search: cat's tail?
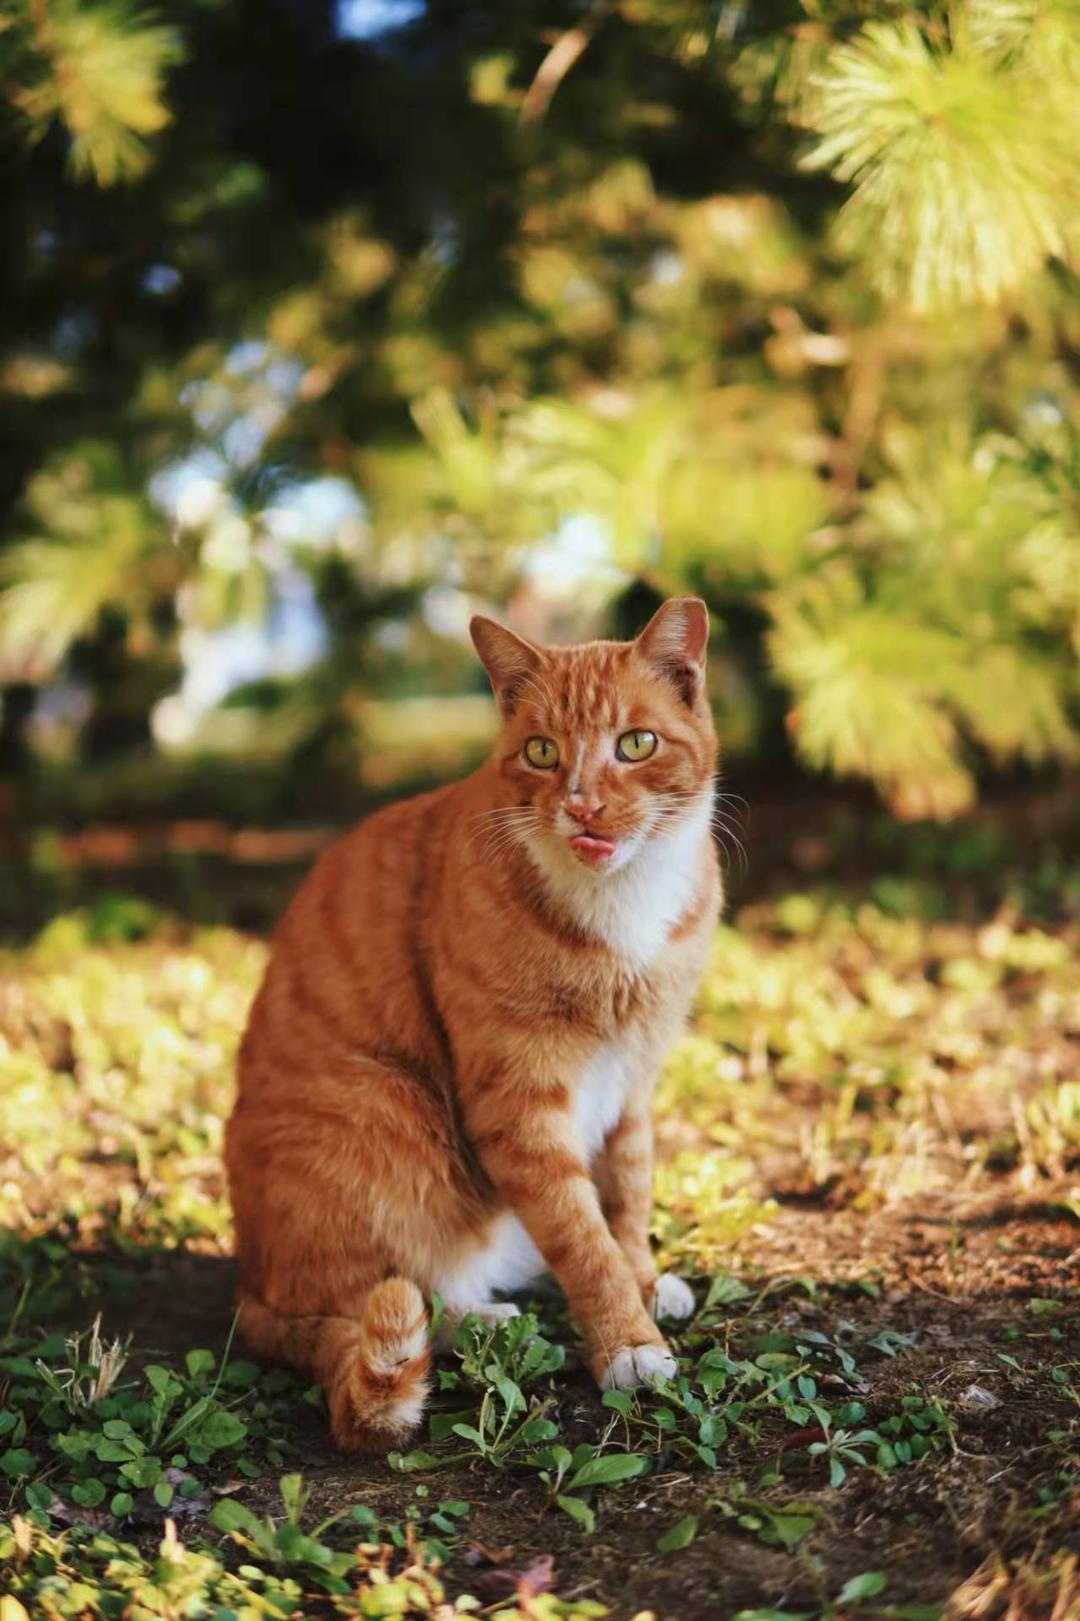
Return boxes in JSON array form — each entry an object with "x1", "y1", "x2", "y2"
[{"x1": 237, "y1": 1278, "x2": 431, "y2": 1452}]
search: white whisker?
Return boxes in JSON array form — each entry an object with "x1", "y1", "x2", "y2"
[
  {"x1": 465, "y1": 803, "x2": 544, "y2": 862},
  {"x1": 705, "y1": 774, "x2": 749, "y2": 877}
]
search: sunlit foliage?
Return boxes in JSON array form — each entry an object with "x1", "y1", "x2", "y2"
[{"x1": 1, "y1": 1, "x2": 1079, "y2": 814}]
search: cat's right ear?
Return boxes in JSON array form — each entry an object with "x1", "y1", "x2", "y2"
[{"x1": 470, "y1": 616, "x2": 542, "y2": 714}]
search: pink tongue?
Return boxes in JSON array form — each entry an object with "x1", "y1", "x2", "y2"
[{"x1": 570, "y1": 833, "x2": 616, "y2": 860}]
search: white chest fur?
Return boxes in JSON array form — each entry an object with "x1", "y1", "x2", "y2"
[
  {"x1": 525, "y1": 792, "x2": 712, "y2": 970},
  {"x1": 434, "y1": 1041, "x2": 629, "y2": 1313},
  {"x1": 574, "y1": 1041, "x2": 629, "y2": 1163}
]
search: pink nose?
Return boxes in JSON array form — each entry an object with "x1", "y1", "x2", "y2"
[{"x1": 565, "y1": 798, "x2": 605, "y2": 825}]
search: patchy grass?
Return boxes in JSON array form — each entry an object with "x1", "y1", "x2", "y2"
[{"x1": 0, "y1": 882, "x2": 1078, "y2": 1619}]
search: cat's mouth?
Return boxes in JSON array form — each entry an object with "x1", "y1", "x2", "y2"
[{"x1": 568, "y1": 832, "x2": 617, "y2": 864}]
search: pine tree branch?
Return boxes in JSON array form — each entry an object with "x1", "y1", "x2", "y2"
[{"x1": 520, "y1": 0, "x2": 618, "y2": 126}]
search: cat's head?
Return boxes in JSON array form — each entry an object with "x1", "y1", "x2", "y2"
[{"x1": 471, "y1": 598, "x2": 717, "y2": 874}]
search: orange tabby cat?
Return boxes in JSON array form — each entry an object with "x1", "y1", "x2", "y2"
[{"x1": 225, "y1": 597, "x2": 721, "y2": 1450}]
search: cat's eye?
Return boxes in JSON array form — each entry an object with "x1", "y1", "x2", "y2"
[
  {"x1": 616, "y1": 728, "x2": 658, "y2": 762},
  {"x1": 524, "y1": 736, "x2": 559, "y2": 770}
]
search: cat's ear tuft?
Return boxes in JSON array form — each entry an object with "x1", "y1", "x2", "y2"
[
  {"x1": 470, "y1": 615, "x2": 542, "y2": 713},
  {"x1": 635, "y1": 597, "x2": 709, "y2": 703}
]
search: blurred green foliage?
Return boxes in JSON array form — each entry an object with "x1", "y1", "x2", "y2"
[{"x1": 2, "y1": 0, "x2": 1080, "y2": 816}]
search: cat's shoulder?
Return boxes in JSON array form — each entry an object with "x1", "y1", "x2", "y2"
[{"x1": 277, "y1": 779, "x2": 462, "y2": 928}]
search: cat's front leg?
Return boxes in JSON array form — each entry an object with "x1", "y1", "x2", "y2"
[
  {"x1": 594, "y1": 1106, "x2": 659, "y2": 1300},
  {"x1": 594, "y1": 1107, "x2": 696, "y2": 1325},
  {"x1": 463, "y1": 1065, "x2": 675, "y2": 1390}
]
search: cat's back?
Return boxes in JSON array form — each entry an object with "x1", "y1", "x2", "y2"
[{"x1": 238, "y1": 782, "x2": 459, "y2": 1089}]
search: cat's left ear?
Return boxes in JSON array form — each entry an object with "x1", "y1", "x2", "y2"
[
  {"x1": 635, "y1": 597, "x2": 709, "y2": 702},
  {"x1": 470, "y1": 615, "x2": 543, "y2": 713}
]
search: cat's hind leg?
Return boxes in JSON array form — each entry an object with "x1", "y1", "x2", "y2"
[{"x1": 227, "y1": 1054, "x2": 467, "y2": 1450}]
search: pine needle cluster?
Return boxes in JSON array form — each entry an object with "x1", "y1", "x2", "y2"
[
  {"x1": 800, "y1": 1, "x2": 1080, "y2": 308},
  {"x1": 4, "y1": 0, "x2": 181, "y2": 183}
]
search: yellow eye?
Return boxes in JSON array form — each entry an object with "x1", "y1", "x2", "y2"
[
  {"x1": 616, "y1": 728, "x2": 658, "y2": 762},
  {"x1": 524, "y1": 736, "x2": 559, "y2": 770}
]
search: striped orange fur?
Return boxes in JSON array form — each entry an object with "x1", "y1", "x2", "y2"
[{"x1": 225, "y1": 598, "x2": 721, "y2": 1450}]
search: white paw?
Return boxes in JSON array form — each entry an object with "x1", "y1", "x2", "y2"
[
  {"x1": 446, "y1": 1300, "x2": 521, "y2": 1328},
  {"x1": 650, "y1": 1273, "x2": 695, "y2": 1322},
  {"x1": 600, "y1": 1343, "x2": 677, "y2": 1391}
]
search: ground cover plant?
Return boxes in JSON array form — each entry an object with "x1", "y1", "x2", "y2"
[{"x1": 0, "y1": 840, "x2": 1078, "y2": 1619}]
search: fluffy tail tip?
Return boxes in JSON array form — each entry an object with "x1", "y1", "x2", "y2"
[{"x1": 330, "y1": 1277, "x2": 431, "y2": 1452}]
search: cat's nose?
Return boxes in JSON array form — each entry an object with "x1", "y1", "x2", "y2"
[{"x1": 565, "y1": 797, "x2": 606, "y2": 825}]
